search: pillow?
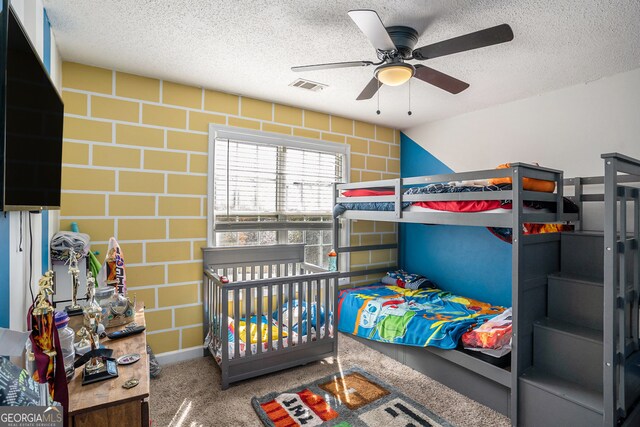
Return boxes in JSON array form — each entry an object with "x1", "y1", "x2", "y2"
[
  {"x1": 342, "y1": 188, "x2": 395, "y2": 197},
  {"x1": 382, "y1": 270, "x2": 435, "y2": 290},
  {"x1": 489, "y1": 163, "x2": 556, "y2": 193}
]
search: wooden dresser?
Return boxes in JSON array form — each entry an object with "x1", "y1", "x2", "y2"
[{"x1": 67, "y1": 304, "x2": 150, "y2": 427}]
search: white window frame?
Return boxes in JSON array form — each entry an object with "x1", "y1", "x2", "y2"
[{"x1": 207, "y1": 124, "x2": 350, "y2": 267}]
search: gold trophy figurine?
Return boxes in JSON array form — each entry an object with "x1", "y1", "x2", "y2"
[
  {"x1": 33, "y1": 271, "x2": 55, "y2": 317},
  {"x1": 65, "y1": 249, "x2": 83, "y2": 316}
]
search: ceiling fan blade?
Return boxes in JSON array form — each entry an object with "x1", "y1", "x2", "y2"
[
  {"x1": 348, "y1": 9, "x2": 397, "y2": 52},
  {"x1": 291, "y1": 60, "x2": 373, "y2": 72},
  {"x1": 356, "y1": 77, "x2": 381, "y2": 100},
  {"x1": 412, "y1": 24, "x2": 514, "y2": 60},
  {"x1": 413, "y1": 64, "x2": 469, "y2": 94}
]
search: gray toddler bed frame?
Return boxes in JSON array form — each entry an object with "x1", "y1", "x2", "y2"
[{"x1": 202, "y1": 244, "x2": 339, "y2": 389}]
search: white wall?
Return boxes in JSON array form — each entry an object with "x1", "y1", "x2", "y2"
[
  {"x1": 403, "y1": 67, "x2": 640, "y2": 179},
  {"x1": 6, "y1": 0, "x2": 62, "y2": 331}
]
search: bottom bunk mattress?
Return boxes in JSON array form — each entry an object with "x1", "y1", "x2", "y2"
[{"x1": 337, "y1": 284, "x2": 504, "y2": 349}]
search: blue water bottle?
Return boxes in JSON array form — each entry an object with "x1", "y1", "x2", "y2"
[{"x1": 328, "y1": 249, "x2": 337, "y2": 271}]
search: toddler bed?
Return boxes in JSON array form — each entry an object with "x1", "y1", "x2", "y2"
[{"x1": 202, "y1": 244, "x2": 338, "y2": 389}]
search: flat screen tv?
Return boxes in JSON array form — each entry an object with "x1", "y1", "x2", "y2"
[{"x1": 0, "y1": 3, "x2": 64, "y2": 211}]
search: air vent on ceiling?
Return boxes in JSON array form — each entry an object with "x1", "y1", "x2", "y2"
[{"x1": 289, "y1": 78, "x2": 328, "y2": 92}]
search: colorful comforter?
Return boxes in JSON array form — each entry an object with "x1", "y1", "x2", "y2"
[
  {"x1": 210, "y1": 312, "x2": 333, "y2": 363},
  {"x1": 338, "y1": 284, "x2": 505, "y2": 349}
]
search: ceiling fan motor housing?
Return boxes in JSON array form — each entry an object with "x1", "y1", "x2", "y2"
[{"x1": 384, "y1": 26, "x2": 419, "y2": 58}]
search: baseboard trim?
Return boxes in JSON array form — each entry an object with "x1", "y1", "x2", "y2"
[{"x1": 155, "y1": 346, "x2": 204, "y2": 366}]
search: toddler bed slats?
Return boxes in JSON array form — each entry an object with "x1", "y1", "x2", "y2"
[{"x1": 202, "y1": 245, "x2": 338, "y2": 389}]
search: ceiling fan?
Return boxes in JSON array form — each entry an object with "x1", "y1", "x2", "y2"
[{"x1": 291, "y1": 10, "x2": 514, "y2": 100}]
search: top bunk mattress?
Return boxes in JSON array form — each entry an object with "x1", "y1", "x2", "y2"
[
  {"x1": 337, "y1": 284, "x2": 505, "y2": 350},
  {"x1": 333, "y1": 183, "x2": 578, "y2": 218}
]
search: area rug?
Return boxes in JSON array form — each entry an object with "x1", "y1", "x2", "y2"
[{"x1": 251, "y1": 367, "x2": 455, "y2": 427}]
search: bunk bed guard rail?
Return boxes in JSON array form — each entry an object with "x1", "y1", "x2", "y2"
[{"x1": 334, "y1": 163, "x2": 577, "y2": 228}]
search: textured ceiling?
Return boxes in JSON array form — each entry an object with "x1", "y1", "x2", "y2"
[{"x1": 43, "y1": 0, "x2": 640, "y2": 129}]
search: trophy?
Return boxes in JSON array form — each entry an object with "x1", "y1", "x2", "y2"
[
  {"x1": 28, "y1": 271, "x2": 57, "y2": 404},
  {"x1": 82, "y1": 272, "x2": 102, "y2": 348},
  {"x1": 65, "y1": 249, "x2": 84, "y2": 316},
  {"x1": 80, "y1": 271, "x2": 119, "y2": 385}
]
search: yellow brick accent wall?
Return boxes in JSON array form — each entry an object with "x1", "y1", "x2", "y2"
[{"x1": 60, "y1": 62, "x2": 400, "y2": 354}]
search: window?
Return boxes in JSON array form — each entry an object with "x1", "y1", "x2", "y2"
[{"x1": 208, "y1": 126, "x2": 348, "y2": 269}]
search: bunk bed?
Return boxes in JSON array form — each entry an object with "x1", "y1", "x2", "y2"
[{"x1": 332, "y1": 163, "x2": 579, "y2": 424}]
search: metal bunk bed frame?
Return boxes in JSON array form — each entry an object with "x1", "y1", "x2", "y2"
[{"x1": 333, "y1": 162, "x2": 573, "y2": 424}]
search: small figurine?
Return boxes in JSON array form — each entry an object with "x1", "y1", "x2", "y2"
[
  {"x1": 33, "y1": 271, "x2": 54, "y2": 317},
  {"x1": 74, "y1": 327, "x2": 91, "y2": 356},
  {"x1": 65, "y1": 249, "x2": 83, "y2": 316},
  {"x1": 86, "y1": 271, "x2": 96, "y2": 293}
]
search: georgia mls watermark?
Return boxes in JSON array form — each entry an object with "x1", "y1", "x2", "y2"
[{"x1": 0, "y1": 406, "x2": 63, "y2": 427}]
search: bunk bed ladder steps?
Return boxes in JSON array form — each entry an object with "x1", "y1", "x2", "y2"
[
  {"x1": 519, "y1": 368, "x2": 603, "y2": 426},
  {"x1": 519, "y1": 231, "x2": 640, "y2": 426},
  {"x1": 533, "y1": 318, "x2": 603, "y2": 390},
  {"x1": 547, "y1": 273, "x2": 603, "y2": 331},
  {"x1": 519, "y1": 232, "x2": 606, "y2": 426}
]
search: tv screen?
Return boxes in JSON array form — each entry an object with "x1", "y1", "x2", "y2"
[{"x1": 0, "y1": 5, "x2": 64, "y2": 211}]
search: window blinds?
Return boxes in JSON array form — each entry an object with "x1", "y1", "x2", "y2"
[{"x1": 213, "y1": 138, "x2": 344, "y2": 225}]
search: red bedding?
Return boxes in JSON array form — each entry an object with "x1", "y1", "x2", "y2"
[
  {"x1": 342, "y1": 189, "x2": 507, "y2": 212},
  {"x1": 413, "y1": 200, "x2": 503, "y2": 212},
  {"x1": 342, "y1": 189, "x2": 395, "y2": 197}
]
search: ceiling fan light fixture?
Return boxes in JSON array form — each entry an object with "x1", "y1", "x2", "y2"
[{"x1": 375, "y1": 63, "x2": 414, "y2": 86}]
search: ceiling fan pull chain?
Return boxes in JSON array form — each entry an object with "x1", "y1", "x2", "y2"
[
  {"x1": 376, "y1": 79, "x2": 381, "y2": 115},
  {"x1": 408, "y1": 79, "x2": 412, "y2": 116}
]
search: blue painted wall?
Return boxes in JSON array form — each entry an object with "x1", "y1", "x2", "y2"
[
  {"x1": 0, "y1": 214, "x2": 9, "y2": 328},
  {"x1": 41, "y1": 10, "x2": 51, "y2": 273},
  {"x1": 399, "y1": 133, "x2": 512, "y2": 307}
]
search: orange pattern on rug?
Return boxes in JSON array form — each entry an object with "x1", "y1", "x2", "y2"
[
  {"x1": 318, "y1": 372, "x2": 390, "y2": 410},
  {"x1": 260, "y1": 389, "x2": 338, "y2": 426}
]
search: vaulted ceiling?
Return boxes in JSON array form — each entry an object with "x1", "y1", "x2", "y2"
[{"x1": 43, "y1": 0, "x2": 640, "y2": 129}]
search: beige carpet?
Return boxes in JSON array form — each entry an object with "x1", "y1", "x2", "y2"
[{"x1": 150, "y1": 333, "x2": 511, "y2": 427}]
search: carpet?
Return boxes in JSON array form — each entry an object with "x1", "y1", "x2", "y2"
[
  {"x1": 252, "y1": 367, "x2": 454, "y2": 427},
  {"x1": 150, "y1": 333, "x2": 510, "y2": 427}
]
